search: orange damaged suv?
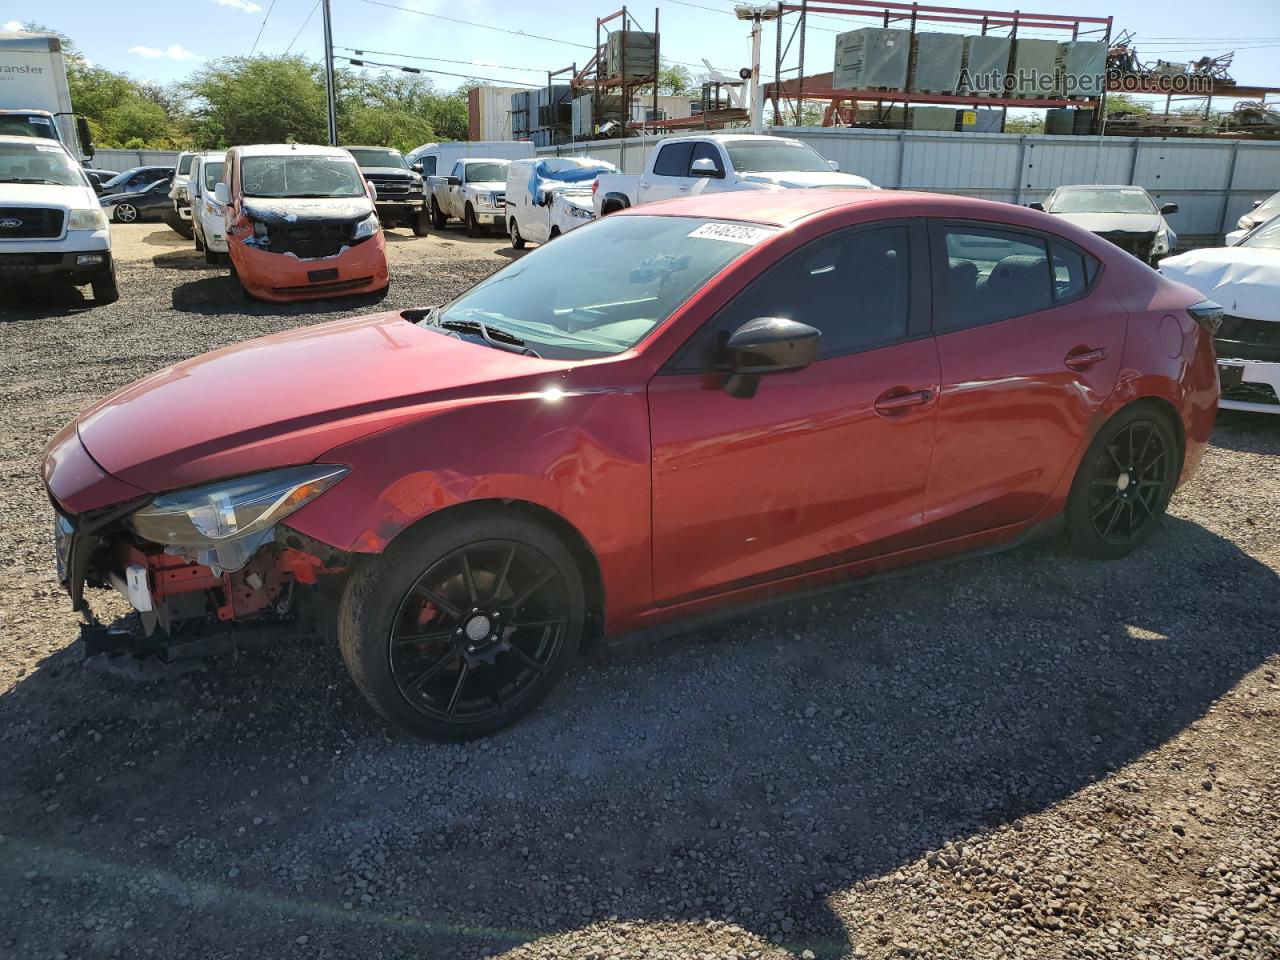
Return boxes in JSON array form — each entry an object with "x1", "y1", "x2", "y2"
[{"x1": 215, "y1": 144, "x2": 389, "y2": 302}]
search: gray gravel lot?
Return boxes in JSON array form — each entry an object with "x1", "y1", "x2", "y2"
[{"x1": 1, "y1": 231, "x2": 1279, "y2": 960}]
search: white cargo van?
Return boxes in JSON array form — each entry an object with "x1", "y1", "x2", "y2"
[
  {"x1": 405, "y1": 140, "x2": 533, "y2": 178},
  {"x1": 504, "y1": 156, "x2": 617, "y2": 248}
]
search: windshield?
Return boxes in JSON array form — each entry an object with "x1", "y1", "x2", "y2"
[
  {"x1": 724, "y1": 140, "x2": 832, "y2": 174},
  {"x1": 241, "y1": 155, "x2": 366, "y2": 199},
  {"x1": 0, "y1": 115, "x2": 59, "y2": 140},
  {"x1": 0, "y1": 141, "x2": 85, "y2": 186},
  {"x1": 348, "y1": 148, "x2": 407, "y2": 169},
  {"x1": 1050, "y1": 188, "x2": 1156, "y2": 215},
  {"x1": 464, "y1": 161, "x2": 509, "y2": 183},
  {"x1": 1241, "y1": 217, "x2": 1280, "y2": 251},
  {"x1": 202, "y1": 160, "x2": 225, "y2": 190},
  {"x1": 177, "y1": 154, "x2": 194, "y2": 175},
  {"x1": 434, "y1": 215, "x2": 772, "y2": 359}
]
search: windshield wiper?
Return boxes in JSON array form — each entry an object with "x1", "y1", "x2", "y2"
[
  {"x1": 1, "y1": 177, "x2": 64, "y2": 185},
  {"x1": 436, "y1": 318, "x2": 542, "y2": 358}
]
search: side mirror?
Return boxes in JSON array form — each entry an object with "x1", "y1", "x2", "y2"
[
  {"x1": 367, "y1": 181, "x2": 378, "y2": 201},
  {"x1": 213, "y1": 182, "x2": 230, "y2": 206},
  {"x1": 690, "y1": 157, "x2": 722, "y2": 179},
  {"x1": 1028, "y1": 201, "x2": 1045, "y2": 211},
  {"x1": 411, "y1": 162, "x2": 424, "y2": 174},
  {"x1": 827, "y1": 159, "x2": 840, "y2": 171},
  {"x1": 722, "y1": 317, "x2": 821, "y2": 399},
  {"x1": 447, "y1": 176, "x2": 461, "y2": 186},
  {"x1": 1160, "y1": 202, "x2": 1179, "y2": 215},
  {"x1": 76, "y1": 116, "x2": 95, "y2": 159},
  {"x1": 1252, "y1": 199, "x2": 1262, "y2": 208}
]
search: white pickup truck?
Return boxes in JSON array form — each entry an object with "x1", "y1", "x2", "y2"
[
  {"x1": 427, "y1": 157, "x2": 512, "y2": 237},
  {"x1": 593, "y1": 134, "x2": 874, "y2": 216}
]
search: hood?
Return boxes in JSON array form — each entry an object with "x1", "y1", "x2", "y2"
[
  {"x1": 76, "y1": 311, "x2": 568, "y2": 492},
  {"x1": 1159, "y1": 246, "x2": 1280, "y2": 323},
  {"x1": 555, "y1": 190, "x2": 594, "y2": 212},
  {"x1": 465, "y1": 180, "x2": 506, "y2": 192},
  {"x1": 739, "y1": 170, "x2": 876, "y2": 190},
  {"x1": 0, "y1": 183, "x2": 98, "y2": 210},
  {"x1": 360, "y1": 166, "x2": 413, "y2": 178},
  {"x1": 241, "y1": 195, "x2": 374, "y2": 223},
  {"x1": 1050, "y1": 211, "x2": 1164, "y2": 234}
]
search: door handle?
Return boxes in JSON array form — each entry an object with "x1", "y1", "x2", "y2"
[
  {"x1": 1064, "y1": 347, "x2": 1108, "y2": 370},
  {"x1": 678, "y1": 184, "x2": 691, "y2": 191},
  {"x1": 874, "y1": 389, "x2": 933, "y2": 415}
]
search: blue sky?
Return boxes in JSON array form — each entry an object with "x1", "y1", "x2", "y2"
[{"x1": 8, "y1": 0, "x2": 1280, "y2": 108}]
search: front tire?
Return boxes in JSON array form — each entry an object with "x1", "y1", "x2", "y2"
[
  {"x1": 1065, "y1": 404, "x2": 1180, "y2": 560},
  {"x1": 113, "y1": 203, "x2": 138, "y2": 224},
  {"x1": 338, "y1": 513, "x2": 585, "y2": 740},
  {"x1": 509, "y1": 218, "x2": 526, "y2": 249},
  {"x1": 412, "y1": 210, "x2": 431, "y2": 237},
  {"x1": 90, "y1": 266, "x2": 120, "y2": 305},
  {"x1": 464, "y1": 204, "x2": 482, "y2": 238}
]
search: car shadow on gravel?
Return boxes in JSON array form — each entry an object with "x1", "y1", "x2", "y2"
[
  {"x1": 1, "y1": 516, "x2": 1277, "y2": 960},
  {"x1": 1, "y1": 280, "x2": 98, "y2": 320},
  {"x1": 1210, "y1": 410, "x2": 1280, "y2": 453},
  {"x1": 169, "y1": 274, "x2": 391, "y2": 316}
]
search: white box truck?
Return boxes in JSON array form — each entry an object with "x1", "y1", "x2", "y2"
[{"x1": 0, "y1": 30, "x2": 94, "y2": 164}]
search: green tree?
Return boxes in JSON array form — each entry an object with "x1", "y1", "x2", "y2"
[
  {"x1": 185, "y1": 55, "x2": 328, "y2": 147},
  {"x1": 1104, "y1": 93, "x2": 1153, "y2": 117},
  {"x1": 101, "y1": 99, "x2": 172, "y2": 146}
]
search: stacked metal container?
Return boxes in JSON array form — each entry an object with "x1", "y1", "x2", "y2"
[
  {"x1": 571, "y1": 92, "x2": 624, "y2": 139},
  {"x1": 536, "y1": 84, "x2": 573, "y2": 128},
  {"x1": 909, "y1": 106, "x2": 957, "y2": 131},
  {"x1": 833, "y1": 28, "x2": 911, "y2": 90},
  {"x1": 1056, "y1": 40, "x2": 1107, "y2": 99},
  {"x1": 909, "y1": 32, "x2": 963, "y2": 94},
  {"x1": 959, "y1": 35, "x2": 1010, "y2": 96},
  {"x1": 510, "y1": 90, "x2": 533, "y2": 140},
  {"x1": 604, "y1": 29, "x2": 658, "y2": 83},
  {"x1": 1009, "y1": 38, "x2": 1058, "y2": 98},
  {"x1": 956, "y1": 108, "x2": 1002, "y2": 132}
]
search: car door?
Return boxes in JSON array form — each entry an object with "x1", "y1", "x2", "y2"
[
  {"x1": 449, "y1": 161, "x2": 465, "y2": 215},
  {"x1": 639, "y1": 142, "x2": 694, "y2": 204},
  {"x1": 921, "y1": 220, "x2": 1121, "y2": 539},
  {"x1": 686, "y1": 141, "x2": 733, "y2": 197},
  {"x1": 648, "y1": 220, "x2": 940, "y2": 605}
]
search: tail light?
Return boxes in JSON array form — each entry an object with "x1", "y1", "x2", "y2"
[
  {"x1": 591, "y1": 179, "x2": 599, "y2": 195},
  {"x1": 1187, "y1": 300, "x2": 1223, "y2": 335}
]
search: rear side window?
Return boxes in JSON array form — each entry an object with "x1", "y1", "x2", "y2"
[
  {"x1": 653, "y1": 142, "x2": 693, "y2": 177},
  {"x1": 1050, "y1": 241, "x2": 1096, "y2": 302},
  {"x1": 942, "y1": 226, "x2": 1052, "y2": 329}
]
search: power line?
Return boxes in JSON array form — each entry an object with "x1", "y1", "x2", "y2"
[
  {"x1": 336, "y1": 53, "x2": 545, "y2": 86},
  {"x1": 285, "y1": 0, "x2": 321, "y2": 54},
  {"x1": 336, "y1": 46, "x2": 552, "y2": 76},
  {"x1": 249, "y1": 0, "x2": 278, "y2": 55},
  {"x1": 356, "y1": 0, "x2": 595, "y2": 50}
]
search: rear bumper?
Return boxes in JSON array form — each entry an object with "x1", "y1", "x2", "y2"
[
  {"x1": 0, "y1": 249, "x2": 113, "y2": 279},
  {"x1": 229, "y1": 232, "x2": 389, "y2": 303}
]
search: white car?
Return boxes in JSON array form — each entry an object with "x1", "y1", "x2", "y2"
[
  {"x1": 188, "y1": 151, "x2": 227, "y2": 263},
  {"x1": 1233, "y1": 190, "x2": 1280, "y2": 238},
  {"x1": 0, "y1": 135, "x2": 115, "y2": 302},
  {"x1": 1160, "y1": 216, "x2": 1280, "y2": 413},
  {"x1": 406, "y1": 140, "x2": 533, "y2": 178},
  {"x1": 504, "y1": 156, "x2": 617, "y2": 248},
  {"x1": 165, "y1": 150, "x2": 196, "y2": 238}
]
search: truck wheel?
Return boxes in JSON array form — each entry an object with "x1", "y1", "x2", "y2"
[
  {"x1": 412, "y1": 210, "x2": 431, "y2": 237},
  {"x1": 163, "y1": 210, "x2": 194, "y2": 239},
  {"x1": 194, "y1": 229, "x2": 205, "y2": 252},
  {"x1": 509, "y1": 219, "x2": 526, "y2": 250},
  {"x1": 204, "y1": 247, "x2": 220, "y2": 265},
  {"x1": 465, "y1": 204, "x2": 482, "y2": 238},
  {"x1": 430, "y1": 198, "x2": 447, "y2": 230},
  {"x1": 91, "y1": 266, "x2": 120, "y2": 305}
]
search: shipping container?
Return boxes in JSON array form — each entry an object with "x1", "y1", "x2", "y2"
[
  {"x1": 1044, "y1": 107, "x2": 1077, "y2": 135},
  {"x1": 909, "y1": 106, "x2": 957, "y2": 131},
  {"x1": 1010, "y1": 38, "x2": 1058, "y2": 98},
  {"x1": 468, "y1": 85, "x2": 524, "y2": 141},
  {"x1": 834, "y1": 28, "x2": 911, "y2": 90},
  {"x1": 1056, "y1": 40, "x2": 1107, "y2": 99},
  {"x1": 910, "y1": 32, "x2": 964, "y2": 94},
  {"x1": 960, "y1": 35, "x2": 1010, "y2": 96}
]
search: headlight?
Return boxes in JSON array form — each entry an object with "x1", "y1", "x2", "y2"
[
  {"x1": 1152, "y1": 227, "x2": 1170, "y2": 255},
  {"x1": 68, "y1": 208, "x2": 108, "y2": 231},
  {"x1": 127, "y1": 465, "x2": 348, "y2": 548},
  {"x1": 252, "y1": 220, "x2": 269, "y2": 239},
  {"x1": 567, "y1": 206, "x2": 593, "y2": 220},
  {"x1": 352, "y1": 211, "x2": 380, "y2": 239}
]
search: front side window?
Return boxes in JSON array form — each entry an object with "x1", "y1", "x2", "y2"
[
  {"x1": 202, "y1": 160, "x2": 225, "y2": 191},
  {"x1": 723, "y1": 139, "x2": 831, "y2": 174},
  {"x1": 421, "y1": 156, "x2": 437, "y2": 176},
  {"x1": 943, "y1": 227, "x2": 1053, "y2": 329},
  {"x1": 432, "y1": 216, "x2": 769, "y2": 360},
  {"x1": 653, "y1": 142, "x2": 694, "y2": 177},
  {"x1": 240, "y1": 155, "x2": 365, "y2": 199},
  {"x1": 672, "y1": 225, "x2": 912, "y2": 370},
  {"x1": 0, "y1": 141, "x2": 85, "y2": 187}
]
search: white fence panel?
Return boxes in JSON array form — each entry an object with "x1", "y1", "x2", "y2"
[{"x1": 91, "y1": 148, "x2": 181, "y2": 172}]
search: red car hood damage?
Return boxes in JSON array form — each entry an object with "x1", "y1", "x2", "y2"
[{"x1": 77, "y1": 311, "x2": 568, "y2": 493}]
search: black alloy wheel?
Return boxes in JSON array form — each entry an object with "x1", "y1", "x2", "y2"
[
  {"x1": 338, "y1": 514, "x2": 585, "y2": 740},
  {"x1": 1066, "y1": 406, "x2": 1179, "y2": 559}
]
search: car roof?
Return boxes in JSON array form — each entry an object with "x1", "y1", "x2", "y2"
[
  {"x1": 233, "y1": 143, "x2": 354, "y2": 158},
  {"x1": 1055, "y1": 184, "x2": 1149, "y2": 192}
]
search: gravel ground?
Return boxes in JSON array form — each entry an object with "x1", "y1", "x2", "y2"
[{"x1": 1, "y1": 225, "x2": 1279, "y2": 960}]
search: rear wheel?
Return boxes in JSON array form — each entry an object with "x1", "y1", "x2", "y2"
[
  {"x1": 430, "y1": 198, "x2": 447, "y2": 230},
  {"x1": 338, "y1": 514, "x2": 584, "y2": 740},
  {"x1": 1065, "y1": 405, "x2": 1180, "y2": 560},
  {"x1": 509, "y1": 218, "x2": 526, "y2": 249},
  {"x1": 113, "y1": 203, "x2": 138, "y2": 224}
]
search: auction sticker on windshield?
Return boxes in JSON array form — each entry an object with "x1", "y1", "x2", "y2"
[{"x1": 687, "y1": 222, "x2": 776, "y2": 245}]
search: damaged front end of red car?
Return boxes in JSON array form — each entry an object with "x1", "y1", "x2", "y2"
[{"x1": 46, "y1": 431, "x2": 354, "y2": 671}]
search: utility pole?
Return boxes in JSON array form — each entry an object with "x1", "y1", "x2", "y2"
[
  {"x1": 735, "y1": 4, "x2": 781, "y2": 134},
  {"x1": 321, "y1": 0, "x2": 338, "y2": 145}
]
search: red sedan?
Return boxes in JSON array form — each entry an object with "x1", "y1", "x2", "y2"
[{"x1": 42, "y1": 190, "x2": 1220, "y2": 739}]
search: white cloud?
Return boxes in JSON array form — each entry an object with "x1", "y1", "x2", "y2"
[
  {"x1": 3, "y1": 20, "x2": 24, "y2": 31},
  {"x1": 129, "y1": 44, "x2": 196, "y2": 61},
  {"x1": 212, "y1": 0, "x2": 264, "y2": 12}
]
